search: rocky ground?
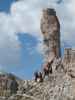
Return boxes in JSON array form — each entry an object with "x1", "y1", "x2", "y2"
[{"x1": 1, "y1": 59, "x2": 75, "y2": 100}]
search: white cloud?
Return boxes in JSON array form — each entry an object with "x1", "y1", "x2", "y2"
[{"x1": 0, "y1": 0, "x2": 75, "y2": 68}]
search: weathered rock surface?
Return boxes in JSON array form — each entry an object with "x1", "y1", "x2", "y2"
[
  {"x1": 41, "y1": 8, "x2": 61, "y2": 60},
  {"x1": 1, "y1": 59, "x2": 75, "y2": 100},
  {"x1": 0, "y1": 72, "x2": 22, "y2": 97}
]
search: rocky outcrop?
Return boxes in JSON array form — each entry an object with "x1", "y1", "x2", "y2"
[
  {"x1": 1, "y1": 58, "x2": 75, "y2": 100},
  {"x1": 40, "y1": 8, "x2": 61, "y2": 60},
  {"x1": 0, "y1": 72, "x2": 22, "y2": 97}
]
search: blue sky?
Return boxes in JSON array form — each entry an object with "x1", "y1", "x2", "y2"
[
  {"x1": 0, "y1": 0, "x2": 74, "y2": 79},
  {"x1": 0, "y1": 0, "x2": 15, "y2": 12},
  {"x1": 0, "y1": 0, "x2": 43, "y2": 79}
]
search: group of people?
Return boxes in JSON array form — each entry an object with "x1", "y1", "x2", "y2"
[
  {"x1": 34, "y1": 59, "x2": 54, "y2": 82},
  {"x1": 34, "y1": 57, "x2": 66, "y2": 82}
]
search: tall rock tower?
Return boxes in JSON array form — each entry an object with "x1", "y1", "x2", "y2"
[{"x1": 41, "y1": 8, "x2": 61, "y2": 61}]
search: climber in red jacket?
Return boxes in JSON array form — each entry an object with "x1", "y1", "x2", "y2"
[{"x1": 43, "y1": 60, "x2": 53, "y2": 78}]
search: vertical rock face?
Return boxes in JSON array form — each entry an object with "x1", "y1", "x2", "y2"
[
  {"x1": 71, "y1": 49, "x2": 75, "y2": 63},
  {"x1": 64, "y1": 48, "x2": 75, "y2": 64},
  {"x1": 64, "y1": 48, "x2": 72, "y2": 64},
  {"x1": 41, "y1": 8, "x2": 61, "y2": 61}
]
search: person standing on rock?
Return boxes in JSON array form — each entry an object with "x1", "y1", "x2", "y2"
[
  {"x1": 38, "y1": 72, "x2": 43, "y2": 82},
  {"x1": 34, "y1": 71, "x2": 39, "y2": 82}
]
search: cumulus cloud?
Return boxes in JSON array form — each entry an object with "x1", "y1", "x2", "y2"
[{"x1": 0, "y1": 0, "x2": 75, "y2": 68}]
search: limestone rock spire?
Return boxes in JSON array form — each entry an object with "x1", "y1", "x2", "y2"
[{"x1": 40, "y1": 8, "x2": 61, "y2": 61}]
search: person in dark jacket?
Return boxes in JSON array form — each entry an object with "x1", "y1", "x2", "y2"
[
  {"x1": 34, "y1": 71, "x2": 43, "y2": 82},
  {"x1": 34, "y1": 71, "x2": 39, "y2": 82},
  {"x1": 38, "y1": 72, "x2": 43, "y2": 82}
]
